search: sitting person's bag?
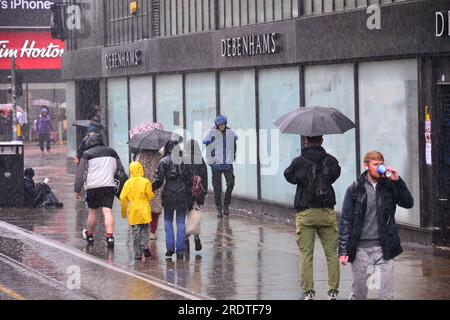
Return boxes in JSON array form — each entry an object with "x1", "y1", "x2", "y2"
[{"x1": 186, "y1": 203, "x2": 201, "y2": 235}]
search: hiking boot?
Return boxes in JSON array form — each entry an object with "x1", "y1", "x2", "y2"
[
  {"x1": 304, "y1": 291, "x2": 315, "y2": 300},
  {"x1": 105, "y1": 236, "x2": 115, "y2": 248},
  {"x1": 143, "y1": 247, "x2": 152, "y2": 258},
  {"x1": 328, "y1": 290, "x2": 338, "y2": 300},
  {"x1": 165, "y1": 249, "x2": 174, "y2": 257},
  {"x1": 82, "y1": 229, "x2": 94, "y2": 245},
  {"x1": 194, "y1": 236, "x2": 202, "y2": 251},
  {"x1": 223, "y1": 207, "x2": 229, "y2": 216},
  {"x1": 184, "y1": 238, "x2": 190, "y2": 252}
]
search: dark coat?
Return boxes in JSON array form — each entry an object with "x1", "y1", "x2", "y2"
[
  {"x1": 152, "y1": 152, "x2": 192, "y2": 211},
  {"x1": 284, "y1": 146, "x2": 341, "y2": 211},
  {"x1": 338, "y1": 172, "x2": 414, "y2": 262}
]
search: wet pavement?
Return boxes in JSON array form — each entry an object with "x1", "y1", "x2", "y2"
[{"x1": 0, "y1": 143, "x2": 450, "y2": 300}]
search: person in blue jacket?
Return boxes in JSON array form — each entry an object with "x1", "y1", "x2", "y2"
[{"x1": 203, "y1": 115, "x2": 238, "y2": 217}]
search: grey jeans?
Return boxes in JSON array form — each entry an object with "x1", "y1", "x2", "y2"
[
  {"x1": 132, "y1": 224, "x2": 150, "y2": 255},
  {"x1": 349, "y1": 246, "x2": 394, "y2": 300}
]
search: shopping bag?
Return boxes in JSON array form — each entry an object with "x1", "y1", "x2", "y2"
[
  {"x1": 186, "y1": 207, "x2": 201, "y2": 235},
  {"x1": 50, "y1": 131, "x2": 58, "y2": 142}
]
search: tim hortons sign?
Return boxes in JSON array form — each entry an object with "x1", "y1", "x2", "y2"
[{"x1": 0, "y1": 31, "x2": 64, "y2": 70}]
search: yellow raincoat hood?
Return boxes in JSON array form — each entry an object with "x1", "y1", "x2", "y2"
[
  {"x1": 130, "y1": 161, "x2": 144, "y2": 178},
  {"x1": 120, "y1": 162, "x2": 154, "y2": 225}
]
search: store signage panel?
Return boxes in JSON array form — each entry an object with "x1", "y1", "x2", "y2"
[
  {"x1": 0, "y1": 31, "x2": 64, "y2": 70},
  {"x1": 105, "y1": 50, "x2": 142, "y2": 69},
  {"x1": 0, "y1": 0, "x2": 52, "y2": 27},
  {"x1": 221, "y1": 33, "x2": 280, "y2": 58}
]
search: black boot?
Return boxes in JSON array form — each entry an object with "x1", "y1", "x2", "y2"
[
  {"x1": 185, "y1": 238, "x2": 190, "y2": 253},
  {"x1": 217, "y1": 207, "x2": 223, "y2": 218},
  {"x1": 194, "y1": 235, "x2": 202, "y2": 251},
  {"x1": 223, "y1": 206, "x2": 229, "y2": 216}
]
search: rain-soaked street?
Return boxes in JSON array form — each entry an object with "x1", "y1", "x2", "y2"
[{"x1": 1, "y1": 143, "x2": 450, "y2": 300}]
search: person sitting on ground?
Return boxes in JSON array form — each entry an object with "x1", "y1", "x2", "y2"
[{"x1": 24, "y1": 167, "x2": 63, "y2": 208}]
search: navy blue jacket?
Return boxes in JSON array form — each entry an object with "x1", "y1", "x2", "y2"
[{"x1": 338, "y1": 172, "x2": 414, "y2": 262}]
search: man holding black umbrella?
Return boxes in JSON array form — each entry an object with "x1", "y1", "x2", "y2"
[
  {"x1": 275, "y1": 106, "x2": 355, "y2": 300},
  {"x1": 284, "y1": 135, "x2": 341, "y2": 300}
]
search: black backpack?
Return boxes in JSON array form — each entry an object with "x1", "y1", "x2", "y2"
[{"x1": 303, "y1": 154, "x2": 332, "y2": 205}]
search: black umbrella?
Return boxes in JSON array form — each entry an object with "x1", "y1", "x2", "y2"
[
  {"x1": 128, "y1": 129, "x2": 182, "y2": 151},
  {"x1": 273, "y1": 106, "x2": 355, "y2": 136},
  {"x1": 72, "y1": 120, "x2": 104, "y2": 130}
]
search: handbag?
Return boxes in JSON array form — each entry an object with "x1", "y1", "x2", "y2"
[{"x1": 186, "y1": 204, "x2": 201, "y2": 235}]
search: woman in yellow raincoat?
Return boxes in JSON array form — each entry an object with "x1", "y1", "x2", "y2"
[{"x1": 120, "y1": 162, "x2": 154, "y2": 260}]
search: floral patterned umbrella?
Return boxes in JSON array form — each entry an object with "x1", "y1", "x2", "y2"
[{"x1": 129, "y1": 122, "x2": 164, "y2": 139}]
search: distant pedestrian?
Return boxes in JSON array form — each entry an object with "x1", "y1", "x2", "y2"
[
  {"x1": 0, "y1": 111, "x2": 13, "y2": 142},
  {"x1": 152, "y1": 139, "x2": 192, "y2": 259},
  {"x1": 0, "y1": 111, "x2": 7, "y2": 141},
  {"x1": 184, "y1": 139, "x2": 208, "y2": 253},
  {"x1": 17, "y1": 110, "x2": 28, "y2": 141},
  {"x1": 134, "y1": 122, "x2": 164, "y2": 240},
  {"x1": 35, "y1": 107, "x2": 54, "y2": 157},
  {"x1": 284, "y1": 135, "x2": 341, "y2": 300},
  {"x1": 74, "y1": 133, "x2": 125, "y2": 248},
  {"x1": 338, "y1": 151, "x2": 413, "y2": 300},
  {"x1": 203, "y1": 115, "x2": 238, "y2": 217},
  {"x1": 120, "y1": 162, "x2": 154, "y2": 260}
]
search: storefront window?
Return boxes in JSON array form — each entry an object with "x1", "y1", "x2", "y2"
[
  {"x1": 185, "y1": 72, "x2": 216, "y2": 191},
  {"x1": 0, "y1": 83, "x2": 66, "y2": 144},
  {"x1": 107, "y1": 78, "x2": 129, "y2": 171},
  {"x1": 220, "y1": 70, "x2": 257, "y2": 199},
  {"x1": 359, "y1": 59, "x2": 420, "y2": 226},
  {"x1": 130, "y1": 76, "x2": 153, "y2": 130},
  {"x1": 305, "y1": 64, "x2": 356, "y2": 212},
  {"x1": 156, "y1": 75, "x2": 183, "y2": 133},
  {"x1": 258, "y1": 67, "x2": 299, "y2": 204}
]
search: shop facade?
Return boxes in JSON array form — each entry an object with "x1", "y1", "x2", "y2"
[
  {"x1": 61, "y1": 0, "x2": 450, "y2": 245},
  {"x1": 0, "y1": 2, "x2": 66, "y2": 142}
]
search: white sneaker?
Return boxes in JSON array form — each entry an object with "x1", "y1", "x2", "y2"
[
  {"x1": 328, "y1": 290, "x2": 338, "y2": 300},
  {"x1": 304, "y1": 291, "x2": 315, "y2": 300},
  {"x1": 82, "y1": 229, "x2": 94, "y2": 244}
]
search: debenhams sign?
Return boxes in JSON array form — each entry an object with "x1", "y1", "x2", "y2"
[
  {"x1": 221, "y1": 33, "x2": 279, "y2": 58},
  {"x1": 105, "y1": 49, "x2": 142, "y2": 69},
  {"x1": 436, "y1": 11, "x2": 450, "y2": 37}
]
